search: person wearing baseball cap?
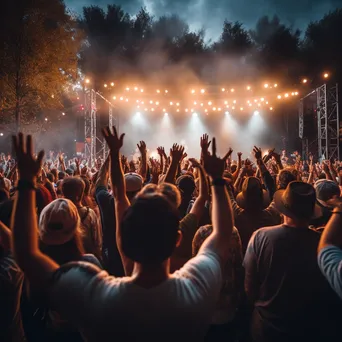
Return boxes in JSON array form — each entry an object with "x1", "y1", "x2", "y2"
[{"x1": 124, "y1": 172, "x2": 143, "y2": 202}]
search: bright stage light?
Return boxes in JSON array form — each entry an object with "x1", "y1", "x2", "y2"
[
  {"x1": 165, "y1": 90, "x2": 168, "y2": 93},
  {"x1": 213, "y1": 107, "x2": 216, "y2": 111},
  {"x1": 156, "y1": 89, "x2": 160, "y2": 93},
  {"x1": 150, "y1": 100, "x2": 153, "y2": 104},
  {"x1": 192, "y1": 112, "x2": 198, "y2": 117},
  {"x1": 104, "y1": 84, "x2": 107, "y2": 88},
  {"x1": 140, "y1": 89, "x2": 144, "y2": 92},
  {"x1": 85, "y1": 79, "x2": 90, "y2": 84},
  {"x1": 170, "y1": 101, "x2": 173, "y2": 105},
  {"x1": 264, "y1": 83, "x2": 269, "y2": 88},
  {"x1": 0, "y1": 133, "x2": 3, "y2": 137},
  {"x1": 156, "y1": 101, "x2": 159, "y2": 105},
  {"x1": 113, "y1": 96, "x2": 117, "y2": 100},
  {"x1": 208, "y1": 101, "x2": 212, "y2": 105},
  {"x1": 302, "y1": 79, "x2": 308, "y2": 84},
  {"x1": 231, "y1": 88, "x2": 235, "y2": 92},
  {"x1": 277, "y1": 95, "x2": 282, "y2": 99},
  {"x1": 134, "y1": 87, "x2": 138, "y2": 91},
  {"x1": 285, "y1": 93, "x2": 289, "y2": 98},
  {"x1": 274, "y1": 84, "x2": 278, "y2": 87},
  {"x1": 225, "y1": 111, "x2": 230, "y2": 115},
  {"x1": 201, "y1": 89, "x2": 205, "y2": 94},
  {"x1": 221, "y1": 88, "x2": 225, "y2": 92},
  {"x1": 247, "y1": 86, "x2": 251, "y2": 90},
  {"x1": 191, "y1": 89, "x2": 195, "y2": 94},
  {"x1": 294, "y1": 92, "x2": 299, "y2": 95},
  {"x1": 136, "y1": 112, "x2": 141, "y2": 116},
  {"x1": 324, "y1": 73, "x2": 329, "y2": 79},
  {"x1": 164, "y1": 112, "x2": 168, "y2": 116},
  {"x1": 254, "y1": 111, "x2": 259, "y2": 116},
  {"x1": 110, "y1": 82, "x2": 114, "y2": 86},
  {"x1": 45, "y1": 117, "x2": 48, "y2": 121},
  {"x1": 126, "y1": 87, "x2": 130, "y2": 91},
  {"x1": 270, "y1": 107, "x2": 273, "y2": 111}
]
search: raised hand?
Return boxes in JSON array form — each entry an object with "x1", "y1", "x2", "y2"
[
  {"x1": 223, "y1": 148, "x2": 233, "y2": 161},
  {"x1": 157, "y1": 146, "x2": 166, "y2": 158},
  {"x1": 75, "y1": 158, "x2": 81, "y2": 168},
  {"x1": 12, "y1": 133, "x2": 44, "y2": 181},
  {"x1": 102, "y1": 126, "x2": 125, "y2": 155},
  {"x1": 137, "y1": 141, "x2": 147, "y2": 155},
  {"x1": 200, "y1": 134, "x2": 211, "y2": 154},
  {"x1": 202, "y1": 138, "x2": 225, "y2": 179},
  {"x1": 237, "y1": 152, "x2": 243, "y2": 159},
  {"x1": 170, "y1": 144, "x2": 185, "y2": 162},
  {"x1": 253, "y1": 146, "x2": 262, "y2": 160}
]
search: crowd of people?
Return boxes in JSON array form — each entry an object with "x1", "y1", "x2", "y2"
[{"x1": 1, "y1": 128, "x2": 342, "y2": 342}]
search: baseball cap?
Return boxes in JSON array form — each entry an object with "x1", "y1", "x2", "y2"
[
  {"x1": 39, "y1": 198, "x2": 81, "y2": 245},
  {"x1": 314, "y1": 179, "x2": 340, "y2": 203},
  {"x1": 125, "y1": 173, "x2": 143, "y2": 193}
]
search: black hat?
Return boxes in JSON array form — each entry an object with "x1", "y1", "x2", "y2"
[{"x1": 273, "y1": 181, "x2": 316, "y2": 220}]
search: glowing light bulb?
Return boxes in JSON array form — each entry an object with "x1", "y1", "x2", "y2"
[
  {"x1": 224, "y1": 101, "x2": 228, "y2": 105},
  {"x1": 164, "y1": 112, "x2": 168, "y2": 116},
  {"x1": 163, "y1": 108, "x2": 166, "y2": 112},
  {"x1": 302, "y1": 79, "x2": 308, "y2": 84},
  {"x1": 194, "y1": 101, "x2": 197, "y2": 105},
  {"x1": 294, "y1": 92, "x2": 299, "y2": 95},
  {"x1": 200, "y1": 103, "x2": 204, "y2": 106},
  {"x1": 165, "y1": 90, "x2": 168, "y2": 93},
  {"x1": 233, "y1": 100, "x2": 236, "y2": 104},
  {"x1": 156, "y1": 101, "x2": 159, "y2": 105},
  {"x1": 85, "y1": 79, "x2": 90, "y2": 84},
  {"x1": 208, "y1": 101, "x2": 212, "y2": 105},
  {"x1": 140, "y1": 89, "x2": 144, "y2": 92},
  {"x1": 113, "y1": 96, "x2": 116, "y2": 100},
  {"x1": 120, "y1": 97, "x2": 123, "y2": 101},
  {"x1": 156, "y1": 89, "x2": 160, "y2": 93},
  {"x1": 270, "y1": 107, "x2": 273, "y2": 111},
  {"x1": 177, "y1": 109, "x2": 180, "y2": 112},
  {"x1": 185, "y1": 109, "x2": 188, "y2": 112},
  {"x1": 230, "y1": 88, "x2": 235, "y2": 92},
  {"x1": 247, "y1": 86, "x2": 251, "y2": 90},
  {"x1": 104, "y1": 84, "x2": 107, "y2": 88},
  {"x1": 285, "y1": 93, "x2": 289, "y2": 98},
  {"x1": 150, "y1": 100, "x2": 153, "y2": 104},
  {"x1": 277, "y1": 95, "x2": 282, "y2": 99},
  {"x1": 240, "y1": 107, "x2": 243, "y2": 111},
  {"x1": 232, "y1": 106, "x2": 235, "y2": 110},
  {"x1": 191, "y1": 89, "x2": 195, "y2": 94},
  {"x1": 218, "y1": 108, "x2": 222, "y2": 111},
  {"x1": 221, "y1": 88, "x2": 225, "y2": 92},
  {"x1": 261, "y1": 98, "x2": 265, "y2": 102},
  {"x1": 134, "y1": 87, "x2": 138, "y2": 91},
  {"x1": 213, "y1": 107, "x2": 216, "y2": 111},
  {"x1": 201, "y1": 89, "x2": 205, "y2": 94},
  {"x1": 170, "y1": 102, "x2": 173, "y2": 105},
  {"x1": 110, "y1": 82, "x2": 114, "y2": 86},
  {"x1": 126, "y1": 87, "x2": 130, "y2": 91},
  {"x1": 324, "y1": 73, "x2": 329, "y2": 79},
  {"x1": 125, "y1": 98, "x2": 128, "y2": 102},
  {"x1": 151, "y1": 108, "x2": 154, "y2": 111},
  {"x1": 264, "y1": 83, "x2": 269, "y2": 88}
]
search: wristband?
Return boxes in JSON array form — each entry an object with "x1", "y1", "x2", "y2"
[
  {"x1": 210, "y1": 178, "x2": 226, "y2": 187},
  {"x1": 16, "y1": 180, "x2": 36, "y2": 191}
]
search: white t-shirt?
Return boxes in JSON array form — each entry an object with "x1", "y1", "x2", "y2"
[{"x1": 47, "y1": 251, "x2": 222, "y2": 341}]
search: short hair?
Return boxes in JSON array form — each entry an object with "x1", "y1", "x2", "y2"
[
  {"x1": 47, "y1": 173, "x2": 55, "y2": 183},
  {"x1": 58, "y1": 171, "x2": 66, "y2": 180},
  {"x1": 157, "y1": 183, "x2": 182, "y2": 208},
  {"x1": 62, "y1": 177, "x2": 85, "y2": 203},
  {"x1": 121, "y1": 194, "x2": 180, "y2": 264},
  {"x1": 278, "y1": 168, "x2": 297, "y2": 190}
]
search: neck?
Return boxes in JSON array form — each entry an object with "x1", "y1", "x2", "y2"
[
  {"x1": 131, "y1": 260, "x2": 170, "y2": 288},
  {"x1": 283, "y1": 215, "x2": 309, "y2": 228}
]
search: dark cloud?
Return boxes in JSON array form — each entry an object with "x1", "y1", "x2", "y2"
[{"x1": 66, "y1": 0, "x2": 342, "y2": 39}]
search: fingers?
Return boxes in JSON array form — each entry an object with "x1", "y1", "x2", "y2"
[
  {"x1": 212, "y1": 138, "x2": 217, "y2": 156},
  {"x1": 18, "y1": 133, "x2": 24, "y2": 154},
  {"x1": 36, "y1": 151, "x2": 45, "y2": 166},
  {"x1": 12, "y1": 136, "x2": 19, "y2": 157},
  {"x1": 26, "y1": 135, "x2": 33, "y2": 155}
]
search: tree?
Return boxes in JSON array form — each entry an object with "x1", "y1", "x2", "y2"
[
  {"x1": 302, "y1": 9, "x2": 342, "y2": 79},
  {"x1": 250, "y1": 16, "x2": 300, "y2": 76},
  {"x1": 213, "y1": 20, "x2": 252, "y2": 56},
  {"x1": 0, "y1": 0, "x2": 82, "y2": 132}
]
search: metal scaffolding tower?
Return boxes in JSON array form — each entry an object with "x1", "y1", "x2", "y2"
[
  {"x1": 84, "y1": 89, "x2": 97, "y2": 166},
  {"x1": 84, "y1": 89, "x2": 118, "y2": 165},
  {"x1": 299, "y1": 83, "x2": 339, "y2": 161}
]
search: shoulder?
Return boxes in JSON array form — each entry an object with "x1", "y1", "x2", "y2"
[
  {"x1": 82, "y1": 254, "x2": 103, "y2": 269},
  {"x1": 180, "y1": 213, "x2": 198, "y2": 231}
]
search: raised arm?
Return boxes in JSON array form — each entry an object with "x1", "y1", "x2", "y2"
[
  {"x1": 102, "y1": 127, "x2": 132, "y2": 275},
  {"x1": 188, "y1": 158, "x2": 209, "y2": 221},
  {"x1": 164, "y1": 144, "x2": 185, "y2": 184},
  {"x1": 11, "y1": 133, "x2": 58, "y2": 288},
  {"x1": 137, "y1": 141, "x2": 147, "y2": 181},
  {"x1": 198, "y1": 138, "x2": 234, "y2": 264}
]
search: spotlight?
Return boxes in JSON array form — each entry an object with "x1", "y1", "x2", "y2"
[
  {"x1": 264, "y1": 83, "x2": 269, "y2": 88},
  {"x1": 285, "y1": 93, "x2": 289, "y2": 98},
  {"x1": 164, "y1": 112, "x2": 168, "y2": 116},
  {"x1": 200, "y1": 89, "x2": 205, "y2": 94},
  {"x1": 85, "y1": 79, "x2": 90, "y2": 84},
  {"x1": 247, "y1": 86, "x2": 251, "y2": 90},
  {"x1": 140, "y1": 89, "x2": 144, "y2": 92},
  {"x1": 225, "y1": 111, "x2": 230, "y2": 115},
  {"x1": 208, "y1": 101, "x2": 212, "y2": 105},
  {"x1": 324, "y1": 73, "x2": 329, "y2": 79},
  {"x1": 45, "y1": 118, "x2": 48, "y2": 121},
  {"x1": 191, "y1": 89, "x2": 195, "y2": 94},
  {"x1": 254, "y1": 111, "x2": 259, "y2": 116},
  {"x1": 104, "y1": 84, "x2": 107, "y2": 88},
  {"x1": 113, "y1": 96, "x2": 117, "y2": 100},
  {"x1": 302, "y1": 79, "x2": 308, "y2": 84},
  {"x1": 270, "y1": 107, "x2": 273, "y2": 111},
  {"x1": 74, "y1": 139, "x2": 77, "y2": 142},
  {"x1": 134, "y1": 87, "x2": 138, "y2": 91},
  {"x1": 165, "y1": 90, "x2": 168, "y2": 93},
  {"x1": 136, "y1": 112, "x2": 141, "y2": 116},
  {"x1": 274, "y1": 84, "x2": 278, "y2": 87},
  {"x1": 230, "y1": 88, "x2": 235, "y2": 92},
  {"x1": 156, "y1": 89, "x2": 160, "y2": 93},
  {"x1": 294, "y1": 92, "x2": 299, "y2": 95},
  {"x1": 110, "y1": 82, "x2": 114, "y2": 86},
  {"x1": 192, "y1": 112, "x2": 198, "y2": 117},
  {"x1": 62, "y1": 112, "x2": 65, "y2": 116},
  {"x1": 277, "y1": 95, "x2": 282, "y2": 99},
  {"x1": 0, "y1": 133, "x2": 3, "y2": 136},
  {"x1": 126, "y1": 87, "x2": 130, "y2": 91},
  {"x1": 221, "y1": 88, "x2": 225, "y2": 92}
]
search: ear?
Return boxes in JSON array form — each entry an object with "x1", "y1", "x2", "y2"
[{"x1": 175, "y1": 230, "x2": 183, "y2": 248}]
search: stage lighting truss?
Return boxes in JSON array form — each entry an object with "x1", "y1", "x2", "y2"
[
  {"x1": 84, "y1": 89, "x2": 117, "y2": 165},
  {"x1": 299, "y1": 83, "x2": 339, "y2": 161}
]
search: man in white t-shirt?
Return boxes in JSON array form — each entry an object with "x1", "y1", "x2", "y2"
[{"x1": 11, "y1": 131, "x2": 234, "y2": 341}]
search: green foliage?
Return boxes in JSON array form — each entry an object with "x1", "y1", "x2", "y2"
[{"x1": 0, "y1": 0, "x2": 82, "y2": 130}]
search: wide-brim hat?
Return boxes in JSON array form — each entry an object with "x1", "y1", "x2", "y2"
[{"x1": 273, "y1": 181, "x2": 318, "y2": 220}]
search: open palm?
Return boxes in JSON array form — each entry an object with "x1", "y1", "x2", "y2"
[
  {"x1": 102, "y1": 126, "x2": 125, "y2": 154},
  {"x1": 12, "y1": 133, "x2": 44, "y2": 181}
]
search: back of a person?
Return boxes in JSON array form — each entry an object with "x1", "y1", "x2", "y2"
[
  {"x1": 52, "y1": 252, "x2": 221, "y2": 342},
  {"x1": 235, "y1": 208, "x2": 280, "y2": 253},
  {"x1": 249, "y1": 224, "x2": 342, "y2": 341}
]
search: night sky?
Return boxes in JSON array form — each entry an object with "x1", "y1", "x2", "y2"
[{"x1": 66, "y1": 0, "x2": 342, "y2": 39}]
